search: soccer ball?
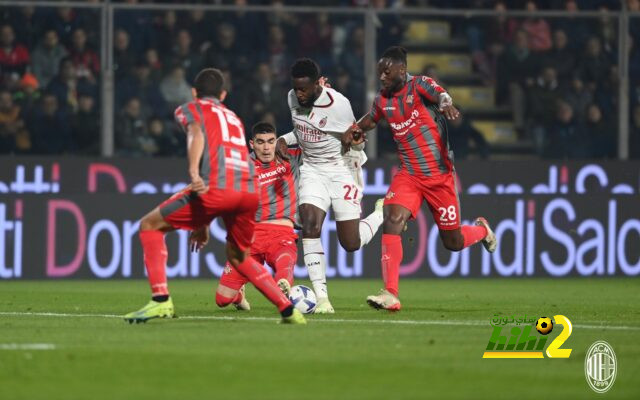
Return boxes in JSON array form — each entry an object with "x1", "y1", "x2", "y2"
[
  {"x1": 536, "y1": 317, "x2": 553, "y2": 335},
  {"x1": 289, "y1": 285, "x2": 317, "y2": 314}
]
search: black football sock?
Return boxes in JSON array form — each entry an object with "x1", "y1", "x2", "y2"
[
  {"x1": 280, "y1": 305, "x2": 294, "y2": 318},
  {"x1": 152, "y1": 295, "x2": 169, "y2": 303}
]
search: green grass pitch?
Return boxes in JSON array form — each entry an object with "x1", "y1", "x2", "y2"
[{"x1": 0, "y1": 279, "x2": 638, "y2": 400}]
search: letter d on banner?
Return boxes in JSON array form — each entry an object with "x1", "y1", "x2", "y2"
[{"x1": 47, "y1": 200, "x2": 86, "y2": 277}]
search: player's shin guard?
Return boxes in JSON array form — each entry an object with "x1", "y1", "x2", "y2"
[
  {"x1": 461, "y1": 224, "x2": 488, "y2": 248},
  {"x1": 139, "y1": 230, "x2": 169, "y2": 298},
  {"x1": 234, "y1": 256, "x2": 291, "y2": 312},
  {"x1": 359, "y1": 209, "x2": 384, "y2": 249},
  {"x1": 381, "y1": 234, "x2": 402, "y2": 297},
  {"x1": 303, "y1": 238, "x2": 328, "y2": 299}
]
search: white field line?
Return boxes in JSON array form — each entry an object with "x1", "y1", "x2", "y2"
[
  {"x1": 0, "y1": 343, "x2": 56, "y2": 350},
  {"x1": 1, "y1": 311, "x2": 639, "y2": 331}
]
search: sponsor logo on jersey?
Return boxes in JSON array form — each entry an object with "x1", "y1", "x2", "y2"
[
  {"x1": 389, "y1": 110, "x2": 420, "y2": 134},
  {"x1": 295, "y1": 122, "x2": 324, "y2": 143},
  {"x1": 383, "y1": 106, "x2": 396, "y2": 111}
]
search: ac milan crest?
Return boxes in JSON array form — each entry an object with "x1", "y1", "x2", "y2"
[{"x1": 319, "y1": 116, "x2": 328, "y2": 128}]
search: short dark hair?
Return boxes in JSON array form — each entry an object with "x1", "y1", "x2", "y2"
[
  {"x1": 291, "y1": 58, "x2": 320, "y2": 81},
  {"x1": 251, "y1": 121, "x2": 276, "y2": 137},
  {"x1": 381, "y1": 46, "x2": 408, "y2": 65},
  {"x1": 194, "y1": 68, "x2": 225, "y2": 98}
]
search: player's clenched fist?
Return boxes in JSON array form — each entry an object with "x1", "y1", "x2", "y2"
[
  {"x1": 190, "y1": 174, "x2": 208, "y2": 194},
  {"x1": 341, "y1": 123, "x2": 365, "y2": 154}
]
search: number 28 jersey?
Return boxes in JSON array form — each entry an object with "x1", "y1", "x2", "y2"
[{"x1": 174, "y1": 97, "x2": 256, "y2": 193}]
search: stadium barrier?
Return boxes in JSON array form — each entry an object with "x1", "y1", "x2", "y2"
[{"x1": 0, "y1": 158, "x2": 638, "y2": 279}]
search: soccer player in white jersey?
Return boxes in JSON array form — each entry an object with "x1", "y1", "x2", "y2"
[{"x1": 276, "y1": 58, "x2": 384, "y2": 314}]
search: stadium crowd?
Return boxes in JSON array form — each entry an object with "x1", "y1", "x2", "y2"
[{"x1": 0, "y1": 0, "x2": 638, "y2": 158}]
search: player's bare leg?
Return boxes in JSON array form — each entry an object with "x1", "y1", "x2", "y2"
[
  {"x1": 215, "y1": 283, "x2": 251, "y2": 311},
  {"x1": 124, "y1": 207, "x2": 176, "y2": 323},
  {"x1": 335, "y1": 198, "x2": 384, "y2": 251},
  {"x1": 366, "y1": 204, "x2": 411, "y2": 312}
]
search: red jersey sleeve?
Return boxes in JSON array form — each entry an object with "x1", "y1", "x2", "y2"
[
  {"x1": 368, "y1": 94, "x2": 383, "y2": 123},
  {"x1": 174, "y1": 102, "x2": 201, "y2": 133},
  {"x1": 414, "y1": 75, "x2": 445, "y2": 104}
]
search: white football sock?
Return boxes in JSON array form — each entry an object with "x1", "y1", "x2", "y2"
[
  {"x1": 303, "y1": 238, "x2": 328, "y2": 299},
  {"x1": 359, "y1": 207, "x2": 384, "y2": 248}
]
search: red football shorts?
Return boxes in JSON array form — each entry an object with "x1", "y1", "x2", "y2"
[
  {"x1": 384, "y1": 169, "x2": 461, "y2": 230},
  {"x1": 219, "y1": 223, "x2": 298, "y2": 290},
  {"x1": 158, "y1": 187, "x2": 259, "y2": 251}
]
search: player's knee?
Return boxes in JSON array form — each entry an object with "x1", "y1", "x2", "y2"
[
  {"x1": 383, "y1": 213, "x2": 406, "y2": 233},
  {"x1": 338, "y1": 237, "x2": 360, "y2": 252},
  {"x1": 302, "y1": 222, "x2": 322, "y2": 238},
  {"x1": 442, "y1": 235, "x2": 464, "y2": 252}
]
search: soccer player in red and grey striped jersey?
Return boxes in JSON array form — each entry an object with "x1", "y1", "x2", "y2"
[
  {"x1": 343, "y1": 47, "x2": 498, "y2": 311},
  {"x1": 124, "y1": 69, "x2": 305, "y2": 324},
  {"x1": 215, "y1": 121, "x2": 301, "y2": 310}
]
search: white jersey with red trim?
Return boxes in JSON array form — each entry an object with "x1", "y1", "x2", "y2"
[{"x1": 287, "y1": 87, "x2": 365, "y2": 166}]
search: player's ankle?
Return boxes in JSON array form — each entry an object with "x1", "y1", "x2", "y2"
[
  {"x1": 152, "y1": 295, "x2": 169, "y2": 303},
  {"x1": 280, "y1": 305, "x2": 294, "y2": 318}
]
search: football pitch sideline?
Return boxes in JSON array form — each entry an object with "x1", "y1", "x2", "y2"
[{"x1": 0, "y1": 279, "x2": 638, "y2": 400}]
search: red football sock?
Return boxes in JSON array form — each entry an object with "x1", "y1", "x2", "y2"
[
  {"x1": 234, "y1": 256, "x2": 291, "y2": 311},
  {"x1": 381, "y1": 234, "x2": 402, "y2": 297},
  {"x1": 139, "y1": 230, "x2": 169, "y2": 297},
  {"x1": 273, "y1": 252, "x2": 295, "y2": 286},
  {"x1": 215, "y1": 292, "x2": 235, "y2": 308},
  {"x1": 461, "y1": 224, "x2": 488, "y2": 248}
]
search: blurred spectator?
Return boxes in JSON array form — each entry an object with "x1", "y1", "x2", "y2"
[
  {"x1": 71, "y1": 93, "x2": 99, "y2": 155},
  {"x1": 13, "y1": 73, "x2": 41, "y2": 120},
  {"x1": 160, "y1": 65, "x2": 191, "y2": 111},
  {"x1": 168, "y1": 30, "x2": 202, "y2": 83},
  {"x1": 542, "y1": 29, "x2": 575, "y2": 81},
  {"x1": 340, "y1": 26, "x2": 365, "y2": 97},
  {"x1": 585, "y1": 103, "x2": 615, "y2": 158},
  {"x1": 334, "y1": 68, "x2": 363, "y2": 117},
  {"x1": 228, "y1": 0, "x2": 268, "y2": 53},
  {"x1": 543, "y1": 101, "x2": 587, "y2": 158},
  {"x1": 448, "y1": 114, "x2": 489, "y2": 159},
  {"x1": 497, "y1": 29, "x2": 538, "y2": 131},
  {"x1": 7, "y1": 6, "x2": 40, "y2": 49},
  {"x1": 527, "y1": 67, "x2": 561, "y2": 130},
  {"x1": 28, "y1": 93, "x2": 71, "y2": 154},
  {"x1": 594, "y1": 5, "x2": 617, "y2": 56},
  {"x1": 30, "y1": 29, "x2": 68, "y2": 88},
  {"x1": 244, "y1": 62, "x2": 289, "y2": 129},
  {"x1": 178, "y1": 10, "x2": 213, "y2": 52},
  {"x1": 561, "y1": 76, "x2": 592, "y2": 122},
  {"x1": 69, "y1": 28, "x2": 100, "y2": 83},
  {"x1": 553, "y1": 0, "x2": 590, "y2": 50},
  {"x1": 0, "y1": 24, "x2": 30, "y2": 87},
  {"x1": 48, "y1": 8, "x2": 82, "y2": 48},
  {"x1": 579, "y1": 37, "x2": 611, "y2": 90},
  {"x1": 520, "y1": 1, "x2": 552, "y2": 52},
  {"x1": 117, "y1": 61, "x2": 167, "y2": 118},
  {"x1": 204, "y1": 23, "x2": 251, "y2": 78},
  {"x1": 0, "y1": 89, "x2": 27, "y2": 153},
  {"x1": 261, "y1": 25, "x2": 293, "y2": 84},
  {"x1": 146, "y1": 117, "x2": 179, "y2": 157},
  {"x1": 153, "y1": 10, "x2": 179, "y2": 54},
  {"x1": 297, "y1": 13, "x2": 333, "y2": 71},
  {"x1": 372, "y1": 0, "x2": 403, "y2": 54},
  {"x1": 115, "y1": 96, "x2": 146, "y2": 156},
  {"x1": 144, "y1": 48, "x2": 163, "y2": 82},
  {"x1": 46, "y1": 58, "x2": 95, "y2": 114},
  {"x1": 114, "y1": 29, "x2": 136, "y2": 80},
  {"x1": 630, "y1": 104, "x2": 640, "y2": 159}
]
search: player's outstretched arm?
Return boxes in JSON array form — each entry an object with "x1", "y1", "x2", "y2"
[{"x1": 186, "y1": 122, "x2": 207, "y2": 194}]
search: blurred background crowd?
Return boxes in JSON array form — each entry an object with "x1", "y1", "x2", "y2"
[{"x1": 0, "y1": 0, "x2": 638, "y2": 159}]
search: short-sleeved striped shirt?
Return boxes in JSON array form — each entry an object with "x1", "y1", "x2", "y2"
[
  {"x1": 253, "y1": 148, "x2": 301, "y2": 224},
  {"x1": 174, "y1": 97, "x2": 256, "y2": 193},
  {"x1": 370, "y1": 74, "x2": 453, "y2": 177}
]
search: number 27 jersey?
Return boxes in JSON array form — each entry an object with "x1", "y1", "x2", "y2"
[{"x1": 174, "y1": 97, "x2": 256, "y2": 193}]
